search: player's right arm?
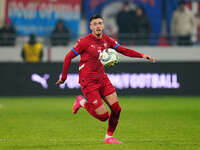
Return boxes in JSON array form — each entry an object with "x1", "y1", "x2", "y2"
[
  {"x1": 56, "y1": 39, "x2": 85, "y2": 86},
  {"x1": 56, "y1": 50, "x2": 77, "y2": 85}
]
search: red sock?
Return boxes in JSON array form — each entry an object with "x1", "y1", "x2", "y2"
[{"x1": 107, "y1": 102, "x2": 121, "y2": 136}]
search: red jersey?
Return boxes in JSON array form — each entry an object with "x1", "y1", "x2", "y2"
[{"x1": 61, "y1": 33, "x2": 143, "y2": 83}]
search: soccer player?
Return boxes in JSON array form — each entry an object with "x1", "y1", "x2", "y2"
[{"x1": 56, "y1": 14, "x2": 155, "y2": 144}]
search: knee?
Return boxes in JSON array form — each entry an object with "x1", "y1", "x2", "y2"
[
  {"x1": 111, "y1": 102, "x2": 121, "y2": 115},
  {"x1": 98, "y1": 112, "x2": 109, "y2": 122}
]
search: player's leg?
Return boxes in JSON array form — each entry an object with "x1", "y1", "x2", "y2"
[
  {"x1": 104, "y1": 92, "x2": 121, "y2": 134},
  {"x1": 100, "y1": 75, "x2": 122, "y2": 143},
  {"x1": 73, "y1": 90, "x2": 109, "y2": 122},
  {"x1": 104, "y1": 92, "x2": 122, "y2": 144}
]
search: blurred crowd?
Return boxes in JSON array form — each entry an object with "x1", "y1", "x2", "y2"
[
  {"x1": 0, "y1": 1, "x2": 200, "y2": 60},
  {"x1": 0, "y1": 19, "x2": 70, "y2": 47},
  {"x1": 115, "y1": 1, "x2": 200, "y2": 46},
  {"x1": 116, "y1": 2, "x2": 151, "y2": 45},
  {"x1": 171, "y1": 2, "x2": 200, "y2": 46},
  {"x1": 0, "y1": 22, "x2": 16, "y2": 46}
]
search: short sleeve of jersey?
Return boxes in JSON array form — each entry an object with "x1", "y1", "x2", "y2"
[
  {"x1": 72, "y1": 38, "x2": 85, "y2": 55},
  {"x1": 106, "y1": 35, "x2": 120, "y2": 50}
]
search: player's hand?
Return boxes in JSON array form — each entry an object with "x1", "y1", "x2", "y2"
[
  {"x1": 142, "y1": 54, "x2": 155, "y2": 63},
  {"x1": 56, "y1": 79, "x2": 65, "y2": 86}
]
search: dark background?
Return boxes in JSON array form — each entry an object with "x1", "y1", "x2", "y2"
[{"x1": 0, "y1": 62, "x2": 200, "y2": 96}]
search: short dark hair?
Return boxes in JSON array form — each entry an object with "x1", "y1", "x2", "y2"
[{"x1": 90, "y1": 14, "x2": 103, "y2": 23}]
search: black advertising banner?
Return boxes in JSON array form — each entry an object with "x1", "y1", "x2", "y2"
[{"x1": 0, "y1": 62, "x2": 200, "y2": 96}]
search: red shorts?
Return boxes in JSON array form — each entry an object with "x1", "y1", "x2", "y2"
[{"x1": 80, "y1": 74, "x2": 115, "y2": 109}]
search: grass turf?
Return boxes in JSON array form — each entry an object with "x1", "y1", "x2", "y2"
[{"x1": 0, "y1": 96, "x2": 200, "y2": 150}]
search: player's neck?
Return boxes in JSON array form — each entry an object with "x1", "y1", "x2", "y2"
[{"x1": 92, "y1": 32, "x2": 102, "y2": 39}]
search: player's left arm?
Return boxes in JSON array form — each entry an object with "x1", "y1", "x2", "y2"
[
  {"x1": 106, "y1": 35, "x2": 155, "y2": 62},
  {"x1": 116, "y1": 45, "x2": 155, "y2": 63}
]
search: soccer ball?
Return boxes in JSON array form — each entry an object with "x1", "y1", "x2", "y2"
[{"x1": 100, "y1": 48, "x2": 119, "y2": 67}]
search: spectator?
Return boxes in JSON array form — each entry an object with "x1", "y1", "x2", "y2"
[
  {"x1": 132, "y1": 6, "x2": 151, "y2": 45},
  {"x1": 116, "y1": 1, "x2": 134, "y2": 45},
  {"x1": 0, "y1": 22, "x2": 16, "y2": 46},
  {"x1": 50, "y1": 20, "x2": 70, "y2": 46},
  {"x1": 21, "y1": 34, "x2": 43, "y2": 62},
  {"x1": 171, "y1": 2, "x2": 196, "y2": 46},
  {"x1": 196, "y1": 13, "x2": 200, "y2": 44}
]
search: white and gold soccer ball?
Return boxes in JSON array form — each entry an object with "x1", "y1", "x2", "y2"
[{"x1": 100, "y1": 48, "x2": 119, "y2": 67}]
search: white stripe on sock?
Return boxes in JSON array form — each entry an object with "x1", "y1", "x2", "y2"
[{"x1": 105, "y1": 134, "x2": 113, "y2": 139}]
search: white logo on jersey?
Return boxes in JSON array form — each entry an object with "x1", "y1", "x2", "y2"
[
  {"x1": 91, "y1": 45, "x2": 95, "y2": 48},
  {"x1": 93, "y1": 100, "x2": 98, "y2": 105}
]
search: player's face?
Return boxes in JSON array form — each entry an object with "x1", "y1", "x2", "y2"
[{"x1": 90, "y1": 18, "x2": 104, "y2": 37}]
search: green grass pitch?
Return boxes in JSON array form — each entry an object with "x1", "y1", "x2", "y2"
[{"x1": 0, "y1": 96, "x2": 200, "y2": 150}]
